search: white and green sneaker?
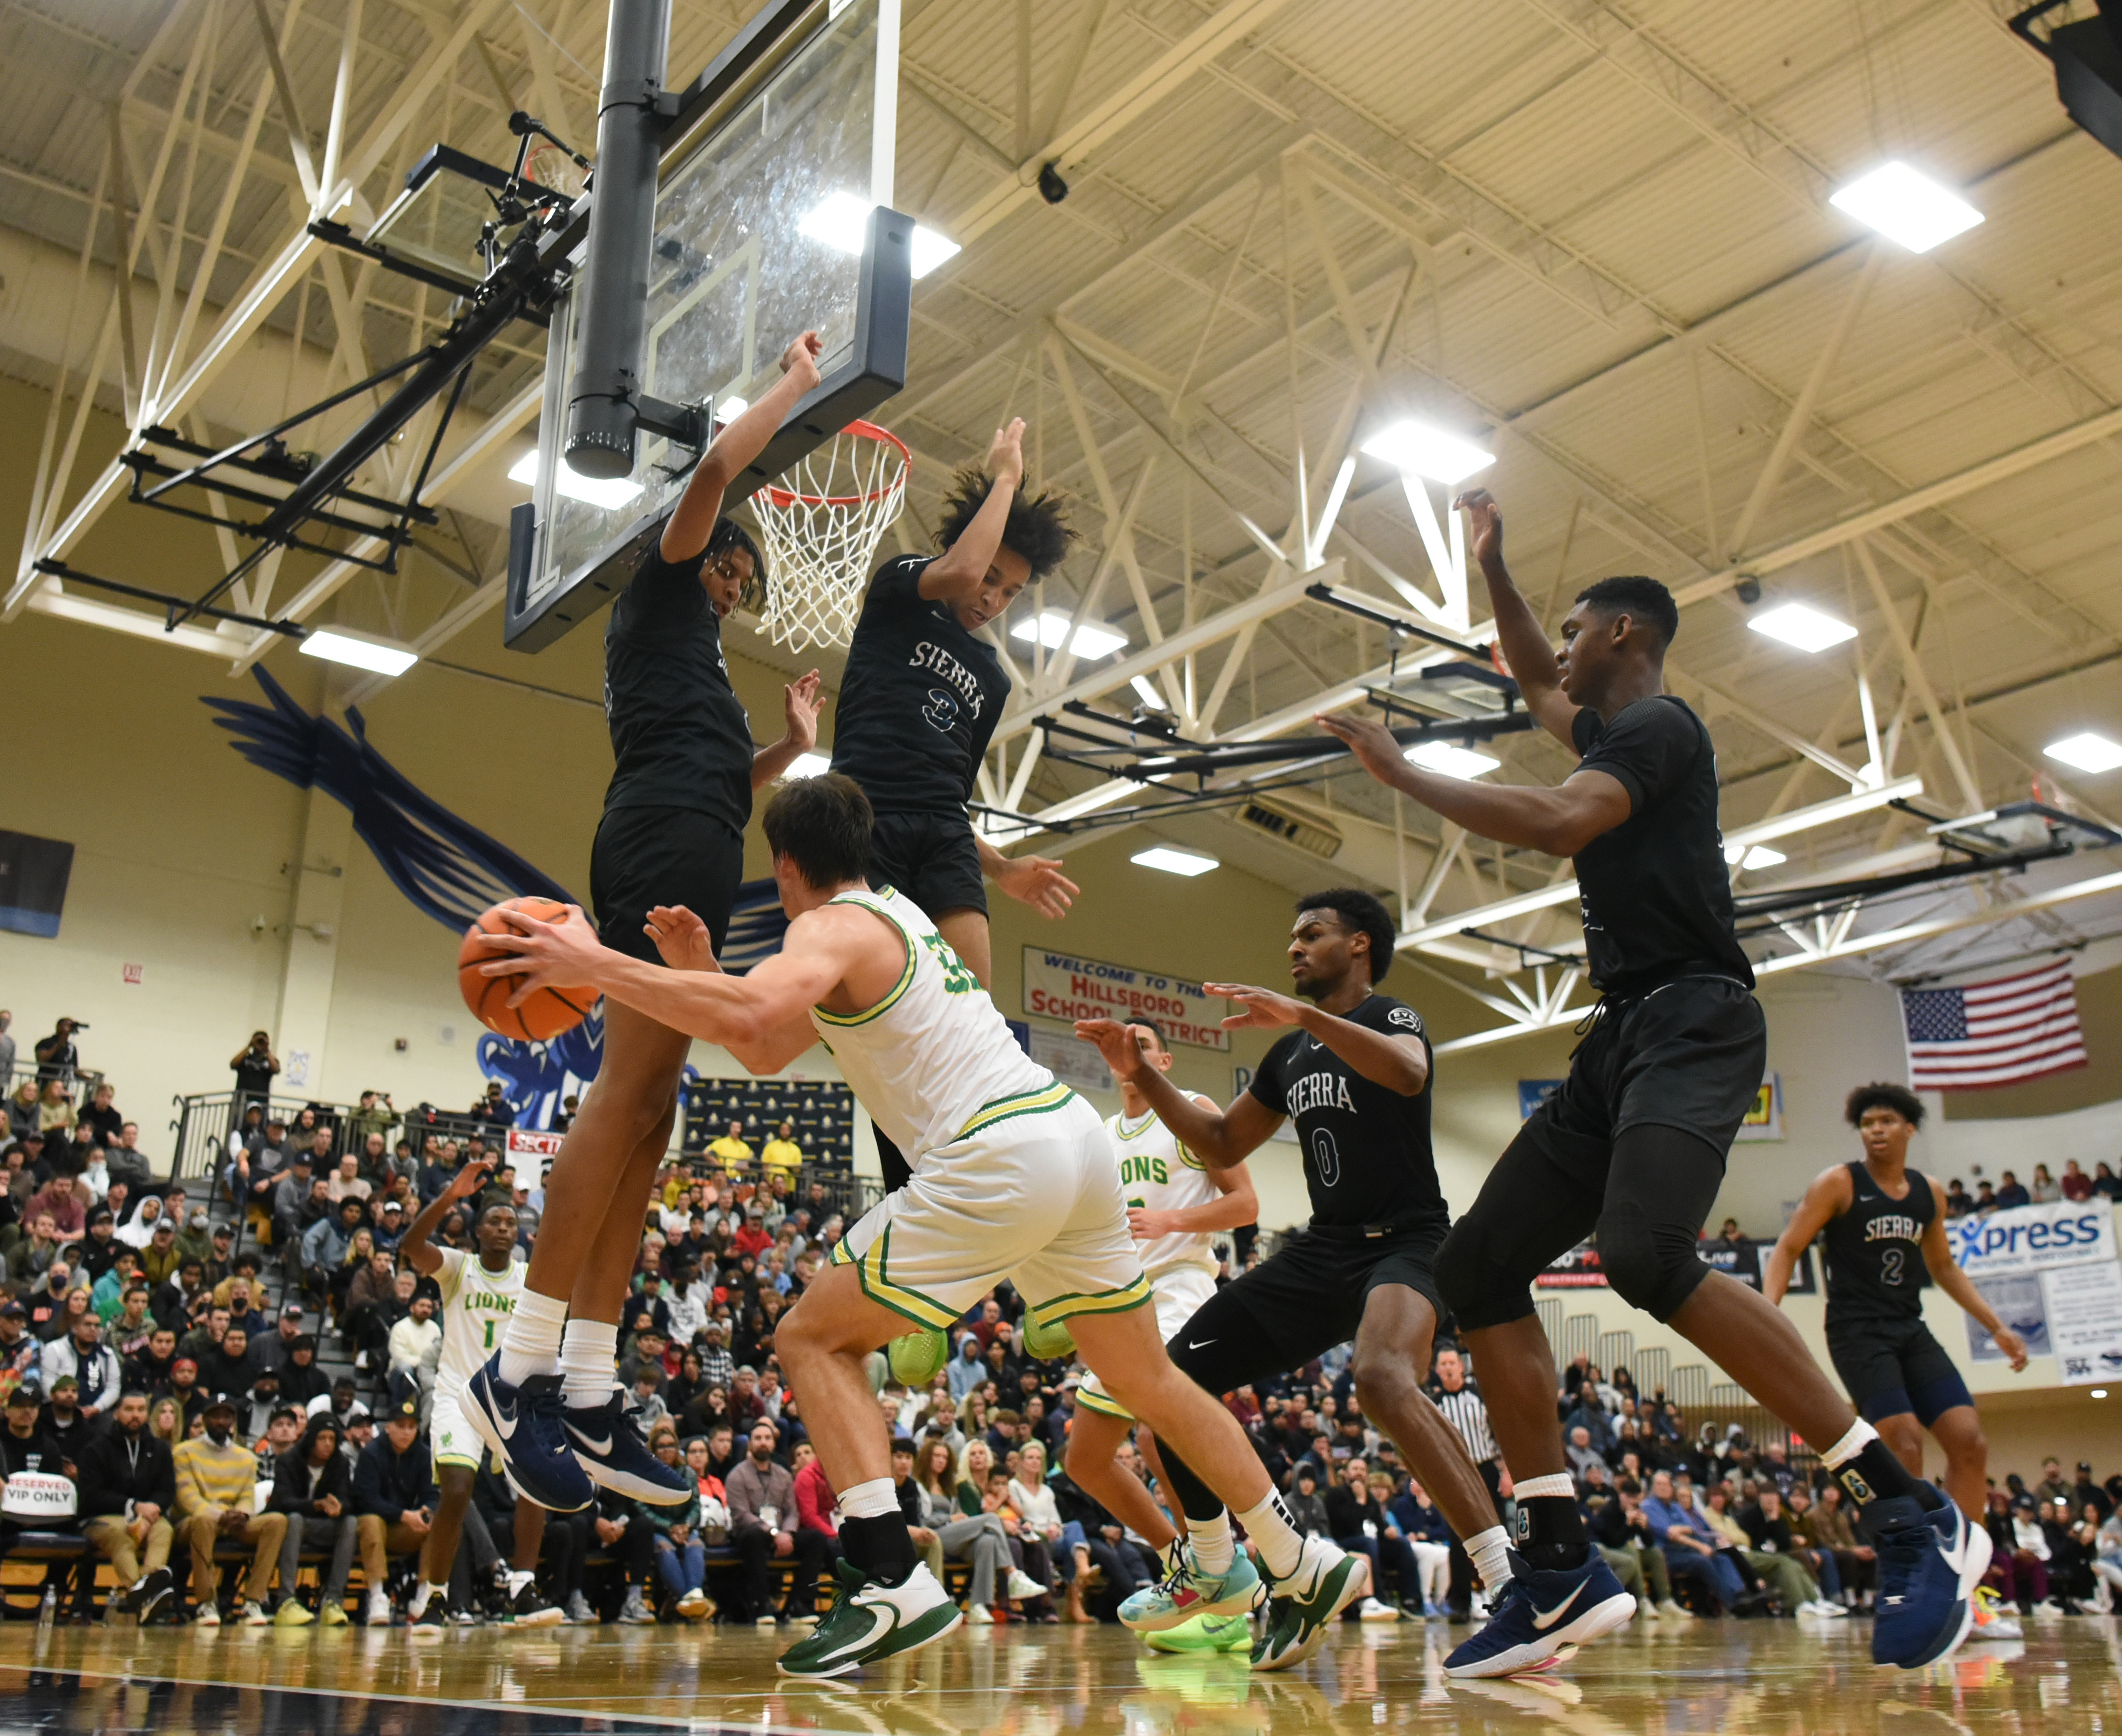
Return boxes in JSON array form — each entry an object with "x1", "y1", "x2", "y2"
[
  {"x1": 1144, "y1": 1609, "x2": 1254, "y2": 1654},
  {"x1": 1251, "y1": 1536, "x2": 1370, "y2": 1672},
  {"x1": 1117, "y1": 1548, "x2": 1263, "y2": 1633},
  {"x1": 775, "y1": 1561, "x2": 961, "y2": 1679}
]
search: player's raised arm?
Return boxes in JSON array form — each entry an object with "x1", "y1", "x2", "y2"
[
  {"x1": 975, "y1": 833, "x2": 1078, "y2": 920},
  {"x1": 1127, "y1": 1118, "x2": 1259, "y2": 1240},
  {"x1": 917, "y1": 421, "x2": 1023, "y2": 600},
  {"x1": 1075, "y1": 1018, "x2": 1281, "y2": 1168},
  {"x1": 1454, "y1": 489, "x2": 1578, "y2": 748},
  {"x1": 662, "y1": 332, "x2": 824, "y2": 563},
  {"x1": 751, "y1": 671, "x2": 824, "y2": 790},
  {"x1": 1762, "y1": 1165, "x2": 1852, "y2": 1307},
  {"x1": 1919, "y1": 1179, "x2": 2028, "y2": 1371},
  {"x1": 1210, "y1": 982, "x2": 1429, "y2": 1097}
]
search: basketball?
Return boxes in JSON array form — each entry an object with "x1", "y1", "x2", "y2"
[
  {"x1": 456, "y1": 897, "x2": 596, "y2": 1042},
  {"x1": 1021, "y1": 1302, "x2": 1076, "y2": 1362},
  {"x1": 886, "y1": 1326, "x2": 949, "y2": 1388}
]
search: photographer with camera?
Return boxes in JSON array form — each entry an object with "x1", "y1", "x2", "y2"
[{"x1": 230, "y1": 1033, "x2": 279, "y2": 1122}]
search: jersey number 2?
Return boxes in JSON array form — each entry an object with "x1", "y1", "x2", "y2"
[{"x1": 1881, "y1": 1246, "x2": 1904, "y2": 1286}]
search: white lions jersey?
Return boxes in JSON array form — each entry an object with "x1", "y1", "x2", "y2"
[
  {"x1": 1108, "y1": 1106, "x2": 1222, "y2": 1279},
  {"x1": 811, "y1": 887, "x2": 1057, "y2": 1162},
  {"x1": 431, "y1": 1245, "x2": 527, "y2": 1394}
]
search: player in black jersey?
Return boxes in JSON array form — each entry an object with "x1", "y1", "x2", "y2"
[
  {"x1": 1766, "y1": 1083, "x2": 2026, "y2": 1521},
  {"x1": 1323, "y1": 487, "x2": 1983, "y2": 1676},
  {"x1": 1076, "y1": 888, "x2": 1510, "y2": 1670},
  {"x1": 470, "y1": 333, "x2": 828, "y2": 1516}
]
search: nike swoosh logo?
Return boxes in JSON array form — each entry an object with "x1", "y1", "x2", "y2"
[
  {"x1": 821, "y1": 1602, "x2": 895, "y2": 1662},
  {"x1": 1531, "y1": 1582, "x2": 1587, "y2": 1631},
  {"x1": 1186, "y1": 1338, "x2": 1217, "y2": 1350},
  {"x1": 568, "y1": 1428, "x2": 614, "y2": 1456},
  {"x1": 1934, "y1": 1515, "x2": 1968, "y2": 1575},
  {"x1": 486, "y1": 1391, "x2": 518, "y2": 1441}
]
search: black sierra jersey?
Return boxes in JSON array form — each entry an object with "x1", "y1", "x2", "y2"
[
  {"x1": 1246, "y1": 994, "x2": 1445, "y2": 1235},
  {"x1": 1822, "y1": 1160, "x2": 1935, "y2": 1330}
]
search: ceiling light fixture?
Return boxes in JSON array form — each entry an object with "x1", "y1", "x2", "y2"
[
  {"x1": 1829, "y1": 161, "x2": 1984, "y2": 254},
  {"x1": 1724, "y1": 843, "x2": 1787, "y2": 871},
  {"x1": 1359, "y1": 417, "x2": 1495, "y2": 485},
  {"x1": 1747, "y1": 601, "x2": 1859, "y2": 654},
  {"x1": 783, "y1": 751, "x2": 831, "y2": 779},
  {"x1": 2045, "y1": 731, "x2": 2122, "y2": 774},
  {"x1": 508, "y1": 450, "x2": 644, "y2": 512},
  {"x1": 1130, "y1": 846, "x2": 1218, "y2": 877},
  {"x1": 1130, "y1": 675, "x2": 1168, "y2": 709},
  {"x1": 799, "y1": 191, "x2": 960, "y2": 278},
  {"x1": 300, "y1": 627, "x2": 418, "y2": 677},
  {"x1": 1011, "y1": 610, "x2": 1127, "y2": 659},
  {"x1": 1405, "y1": 740, "x2": 1501, "y2": 780}
]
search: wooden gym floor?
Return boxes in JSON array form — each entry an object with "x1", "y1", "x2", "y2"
[{"x1": 3, "y1": 1614, "x2": 2117, "y2": 1734}]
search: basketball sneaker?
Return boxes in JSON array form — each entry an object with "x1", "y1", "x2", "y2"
[
  {"x1": 1969, "y1": 1584, "x2": 2022, "y2": 1641},
  {"x1": 1145, "y1": 1610, "x2": 1253, "y2": 1654},
  {"x1": 1442, "y1": 1549, "x2": 1635, "y2": 1679},
  {"x1": 1117, "y1": 1548, "x2": 1263, "y2": 1632},
  {"x1": 1866, "y1": 1490, "x2": 1990, "y2": 1670},
  {"x1": 1251, "y1": 1536, "x2": 1371, "y2": 1672},
  {"x1": 775, "y1": 1560, "x2": 962, "y2": 1679},
  {"x1": 504, "y1": 1570, "x2": 565, "y2": 1628},
  {"x1": 562, "y1": 1388, "x2": 692, "y2": 1504},
  {"x1": 463, "y1": 1354, "x2": 593, "y2": 1513}
]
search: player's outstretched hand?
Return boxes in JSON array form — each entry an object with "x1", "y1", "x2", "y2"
[
  {"x1": 987, "y1": 418, "x2": 1026, "y2": 487},
  {"x1": 1314, "y1": 712, "x2": 1411, "y2": 791},
  {"x1": 1994, "y1": 1324, "x2": 2030, "y2": 1373},
  {"x1": 479, "y1": 902, "x2": 605, "y2": 1003},
  {"x1": 783, "y1": 670, "x2": 823, "y2": 753},
  {"x1": 445, "y1": 1159, "x2": 494, "y2": 1203},
  {"x1": 644, "y1": 905, "x2": 721, "y2": 974},
  {"x1": 1074, "y1": 1018, "x2": 1147, "y2": 1084},
  {"x1": 1206, "y1": 982, "x2": 1308, "y2": 1030},
  {"x1": 779, "y1": 330, "x2": 823, "y2": 393},
  {"x1": 1453, "y1": 487, "x2": 1503, "y2": 569},
  {"x1": 994, "y1": 850, "x2": 1077, "y2": 920}
]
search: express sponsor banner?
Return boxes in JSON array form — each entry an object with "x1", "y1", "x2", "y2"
[
  {"x1": 1022, "y1": 947, "x2": 1231, "y2": 1050},
  {"x1": 506, "y1": 1127, "x2": 565, "y2": 1187},
  {"x1": 1947, "y1": 1198, "x2": 2118, "y2": 1278},
  {"x1": 2040, "y1": 1259, "x2": 2122, "y2": 1387}
]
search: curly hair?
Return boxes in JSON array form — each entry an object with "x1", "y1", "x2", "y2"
[
  {"x1": 1845, "y1": 1082, "x2": 1924, "y2": 1128},
  {"x1": 1575, "y1": 575, "x2": 1678, "y2": 649},
  {"x1": 1295, "y1": 887, "x2": 1397, "y2": 984},
  {"x1": 935, "y1": 467, "x2": 1077, "y2": 578}
]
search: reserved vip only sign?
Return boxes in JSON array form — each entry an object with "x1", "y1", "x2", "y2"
[{"x1": 1021, "y1": 947, "x2": 1231, "y2": 1050}]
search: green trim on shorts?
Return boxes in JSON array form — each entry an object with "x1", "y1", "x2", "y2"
[
  {"x1": 1073, "y1": 1383, "x2": 1134, "y2": 1421},
  {"x1": 1033, "y1": 1271, "x2": 1155, "y2": 1322},
  {"x1": 849, "y1": 1223, "x2": 960, "y2": 1332},
  {"x1": 813, "y1": 889, "x2": 917, "y2": 1027},
  {"x1": 955, "y1": 1080, "x2": 1076, "y2": 1141},
  {"x1": 433, "y1": 1452, "x2": 480, "y2": 1470}
]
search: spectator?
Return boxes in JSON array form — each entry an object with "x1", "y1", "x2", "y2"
[
  {"x1": 470, "y1": 1081, "x2": 513, "y2": 1129},
  {"x1": 1589, "y1": 1474, "x2": 1689, "y2": 1620},
  {"x1": 385, "y1": 1293, "x2": 442, "y2": 1412},
  {"x1": 7, "y1": 1082, "x2": 38, "y2": 1145},
  {"x1": 230, "y1": 1033, "x2": 279, "y2": 1116},
  {"x1": 646, "y1": 1425, "x2": 714, "y2": 1622},
  {"x1": 79, "y1": 1082, "x2": 123, "y2": 1148},
  {"x1": 345, "y1": 1092, "x2": 398, "y2": 1151},
  {"x1": 0, "y1": 1385, "x2": 70, "y2": 1572},
  {"x1": 2096, "y1": 1162, "x2": 2122, "y2": 1202},
  {"x1": 173, "y1": 1393, "x2": 287, "y2": 1625},
  {"x1": 1642, "y1": 1468, "x2": 1750, "y2": 1613},
  {"x1": 1994, "y1": 1170, "x2": 2030, "y2": 1210},
  {"x1": 1731, "y1": 1486, "x2": 1843, "y2": 1617},
  {"x1": 726, "y1": 1418, "x2": 824, "y2": 1624},
  {"x1": 2060, "y1": 1161, "x2": 2095, "y2": 1203},
  {"x1": 43, "y1": 1312, "x2": 121, "y2": 1421},
  {"x1": 33, "y1": 1020, "x2": 82, "y2": 1085},
  {"x1": 269, "y1": 1415, "x2": 357, "y2": 1626},
  {"x1": 1974, "y1": 1180, "x2": 1997, "y2": 1213},
  {"x1": 760, "y1": 1121, "x2": 803, "y2": 1182},
  {"x1": 2029, "y1": 1164, "x2": 2061, "y2": 1204},
  {"x1": 78, "y1": 1388, "x2": 178, "y2": 1619},
  {"x1": 709, "y1": 1121, "x2": 754, "y2": 1177},
  {"x1": 0, "y1": 1009, "x2": 12, "y2": 1081},
  {"x1": 1323, "y1": 1455, "x2": 1417, "y2": 1619},
  {"x1": 351, "y1": 1397, "x2": 438, "y2": 1626}
]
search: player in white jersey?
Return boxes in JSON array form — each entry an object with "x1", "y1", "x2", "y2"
[
  {"x1": 480, "y1": 774, "x2": 1365, "y2": 1678},
  {"x1": 1065, "y1": 1018, "x2": 1255, "y2": 1636},
  {"x1": 399, "y1": 1162, "x2": 560, "y2": 1626}
]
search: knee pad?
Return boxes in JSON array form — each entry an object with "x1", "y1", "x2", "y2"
[
  {"x1": 1435, "y1": 1216, "x2": 1537, "y2": 1333},
  {"x1": 1594, "y1": 1211, "x2": 1704, "y2": 1320}
]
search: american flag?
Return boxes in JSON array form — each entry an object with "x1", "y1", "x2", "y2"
[{"x1": 1901, "y1": 960, "x2": 2087, "y2": 1091}]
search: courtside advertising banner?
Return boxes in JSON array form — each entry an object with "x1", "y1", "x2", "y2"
[
  {"x1": 506, "y1": 1127, "x2": 565, "y2": 1189},
  {"x1": 1947, "y1": 1198, "x2": 2116, "y2": 1277},
  {"x1": 1021, "y1": 947, "x2": 1231, "y2": 1050},
  {"x1": 1950, "y1": 1199, "x2": 2122, "y2": 1386}
]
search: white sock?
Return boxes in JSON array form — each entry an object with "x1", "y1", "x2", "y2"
[
  {"x1": 408, "y1": 1580, "x2": 445, "y2": 1618},
  {"x1": 1235, "y1": 1490, "x2": 1304, "y2": 1580},
  {"x1": 838, "y1": 1477, "x2": 899, "y2": 1520},
  {"x1": 506, "y1": 1568, "x2": 534, "y2": 1595},
  {"x1": 1187, "y1": 1511, "x2": 1234, "y2": 1575},
  {"x1": 1467, "y1": 1525, "x2": 1512, "y2": 1593},
  {"x1": 559, "y1": 1318, "x2": 619, "y2": 1410},
  {"x1": 1820, "y1": 1418, "x2": 1879, "y2": 1469},
  {"x1": 498, "y1": 1290, "x2": 569, "y2": 1386},
  {"x1": 1512, "y1": 1474, "x2": 1575, "y2": 1502}
]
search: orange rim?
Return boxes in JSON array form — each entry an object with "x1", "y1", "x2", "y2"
[{"x1": 760, "y1": 420, "x2": 911, "y2": 510}]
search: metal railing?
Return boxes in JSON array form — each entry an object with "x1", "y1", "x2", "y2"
[{"x1": 166, "y1": 1088, "x2": 507, "y2": 1188}]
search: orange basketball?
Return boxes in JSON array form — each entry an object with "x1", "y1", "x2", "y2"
[{"x1": 457, "y1": 896, "x2": 596, "y2": 1042}]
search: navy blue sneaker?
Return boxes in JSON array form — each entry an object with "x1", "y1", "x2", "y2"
[
  {"x1": 1867, "y1": 1490, "x2": 1990, "y2": 1669},
  {"x1": 463, "y1": 1353, "x2": 593, "y2": 1513},
  {"x1": 1443, "y1": 1549, "x2": 1635, "y2": 1679},
  {"x1": 564, "y1": 1388, "x2": 693, "y2": 1505}
]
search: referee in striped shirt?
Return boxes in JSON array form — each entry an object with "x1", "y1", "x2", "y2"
[{"x1": 1429, "y1": 1346, "x2": 1508, "y2": 1618}]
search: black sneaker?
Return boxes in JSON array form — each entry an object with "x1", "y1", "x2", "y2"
[
  {"x1": 509, "y1": 1577, "x2": 565, "y2": 1628},
  {"x1": 411, "y1": 1593, "x2": 451, "y2": 1631},
  {"x1": 134, "y1": 1567, "x2": 175, "y2": 1624}
]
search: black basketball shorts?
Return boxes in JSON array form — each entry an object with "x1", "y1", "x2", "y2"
[
  {"x1": 589, "y1": 804, "x2": 746, "y2": 964},
  {"x1": 1826, "y1": 1317, "x2": 1974, "y2": 1428},
  {"x1": 866, "y1": 808, "x2": 987, "y2": 920}
]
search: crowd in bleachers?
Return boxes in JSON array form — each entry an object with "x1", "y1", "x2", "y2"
[{"x1": 0, "y1": 1026, "x2": 2118, "y2": 1633}]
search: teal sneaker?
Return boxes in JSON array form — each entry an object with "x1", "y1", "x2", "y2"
[
  {"x1": 1145, "y1": 1610, "x2": 1253, "y2": 1654},
  {"x1": 775, "y1": 1561, "x2": 961, "y2": 1679},
  {"x1": 1251, "y1": 1536, "x2": 1370, "y2": 1672},
  {"x1": 1118, "y1": 1549, "x2": 1263, "y2": 1633}
]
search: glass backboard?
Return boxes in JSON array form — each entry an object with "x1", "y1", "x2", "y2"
[{"x1": 505, "y1": 0, "x2": 909, "y2": 652}]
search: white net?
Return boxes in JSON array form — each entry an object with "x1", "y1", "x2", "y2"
[{"x1": 752, "y1": 421, "x2": 910, "y2": 652}]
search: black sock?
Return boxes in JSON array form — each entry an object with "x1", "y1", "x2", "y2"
[
  {"x1": 1840, "y1": 1439, "x2": 1943, "y2": 1519},
  {"x1": 872, "y1": 1128, "x2": 913, "y2": 1195},
  {"x1": 1516, "y1": 1496, "x2": 1590, "y2": 1571},
  {"x1": 839, "y1": 1514, "x2": 916, "y2": 1587},
  {"x1": 1155, "y1": 1441, "x2": 1225, "y2": 1524}
]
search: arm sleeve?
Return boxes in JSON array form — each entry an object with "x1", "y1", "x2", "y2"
[{"x1": 1572, "y1": 698, "x2": 1700, "y2": 816}]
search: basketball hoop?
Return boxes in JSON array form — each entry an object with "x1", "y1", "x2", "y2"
[
  {"x1": 522, "y1": 140, "x2": 587, "y2": 203},
  {"x1": 752, "y1": 419, "x2": 910, "y2": 652}
]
